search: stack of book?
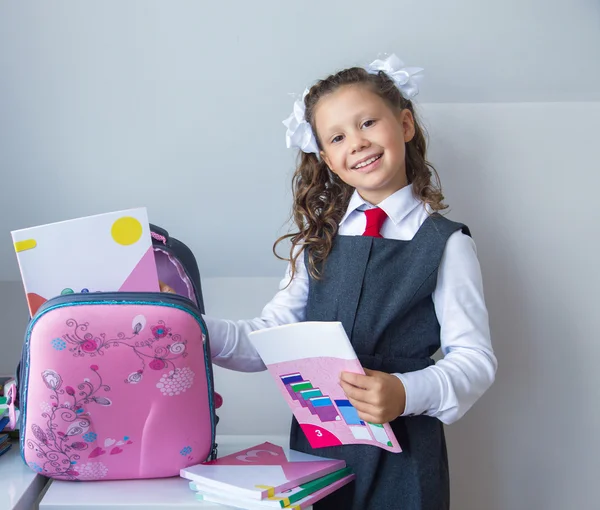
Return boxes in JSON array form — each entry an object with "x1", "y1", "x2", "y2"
[{"x1": 180, "y1": 442, "x2": 354, "y2": 509}]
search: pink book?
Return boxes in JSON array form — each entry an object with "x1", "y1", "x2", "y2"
[
  {"x1": 195, "y1": 473, "x2": 356, "y2": 509},
  {"x1": 180, "y1": 441, "x2": 345, "y2": 500},
  {"x1": 249, "y1": 322, "x2": 402, "y2": 453}
]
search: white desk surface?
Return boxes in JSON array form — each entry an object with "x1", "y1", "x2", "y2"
[
  {"x1": 40, "y1": 435, "x2": 314, "y2": 510},
  {"x1": 0, "y1": 442, "x2": 47, "y2": 510}
]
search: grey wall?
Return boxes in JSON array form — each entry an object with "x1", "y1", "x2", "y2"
[
  {"x1": 1, "y1": 0, "x2": 600, "y2": 279},
  {"x1": 1, "y1": 2, "x2": 599, "y2": 509}
]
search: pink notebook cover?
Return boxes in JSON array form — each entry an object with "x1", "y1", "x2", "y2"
[
  {"x1": 249, "y1": 322, "x2": 402, "y2": 453},
  {"x1": 180, "y1": 441, "x2": 345, "y2": 500}
]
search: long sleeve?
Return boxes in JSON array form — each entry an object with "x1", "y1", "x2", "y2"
[
  {"x1": 395, "y1": 231, "x2": 497, "y2": 424},
  {"x1": 203, "y1": 253, "x2": 310, "y2": 372}
]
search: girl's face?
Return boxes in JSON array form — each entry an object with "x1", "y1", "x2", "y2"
[{"x1": 314, "y1": 85, "x2": 415, "y2": 205}]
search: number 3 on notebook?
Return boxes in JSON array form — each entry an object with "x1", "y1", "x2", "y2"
[{"x1": 299, "y1": 423, "x2": 343, "y2": 448}]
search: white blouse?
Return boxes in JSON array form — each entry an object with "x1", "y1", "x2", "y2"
[{"x1": 203, "y1": 184, "x2": 497, "y2": 425}]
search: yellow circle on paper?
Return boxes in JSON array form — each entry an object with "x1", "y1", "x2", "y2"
[{"x1": 111, "y1": 216, "x2": 142, "y2": 246}]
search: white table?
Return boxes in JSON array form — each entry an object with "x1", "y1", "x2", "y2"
[
  {"x1": 0, "y1": 442, "x2": 48, "y2": 510},
  {"x1": 40, "y1": 435, "x2": 314, "y2": 510}
]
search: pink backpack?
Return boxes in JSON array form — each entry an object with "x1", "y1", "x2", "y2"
[{"x1": 15, "y1": 224, "x2": 220, "y2": 481}]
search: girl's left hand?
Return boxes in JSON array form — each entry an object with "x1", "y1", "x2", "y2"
[
  {"x1": 159, "y1": 281, "x2": 176, "y2": 293},
  {"x1": 339, "y1": 369, "x2": 406, "y2": 424}
]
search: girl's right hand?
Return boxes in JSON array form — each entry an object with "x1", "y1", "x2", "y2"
[{"x1": 339, "y1": 368, "x2": 406, "y2": 424}]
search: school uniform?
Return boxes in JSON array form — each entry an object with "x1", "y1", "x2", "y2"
[{"x1": 204, "y1": 184, "x2": 496, "y2": 509}]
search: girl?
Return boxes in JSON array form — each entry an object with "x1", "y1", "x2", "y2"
[{"x1": 203, "y1": 55, "x2": 497, "y2": 510}]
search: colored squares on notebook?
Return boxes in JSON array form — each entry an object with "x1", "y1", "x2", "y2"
[
  {"x1": 111, "y1": 217, "x2": 143, "y2": 246},
  {"x1": 290, "y1": 381, "x2": 313, "y2": 393},
  {"x1": 310, "y1": 397, "x2": 339, "y2": 422},
  {"x1": 299, "y1": 388, "x2": 322, "y2": 400},
  {"x1": 367, "y1": 422, "x2": 393, "y2": 446},
  {"x1": 299, "y1": 389, "x2": 323, "y2": 412},
  {"x1": 280, "y1": 373, "x2": 304, "y2": 385},
  {"x1": 335, "y1": 399, "x2": 364, "y2": 426},
  {"x1": 349, "y1": 426, "x2": 372, "y2": 440},
  {"x1": 281, "y1": 373, "x2": 305, "y2": 400}
]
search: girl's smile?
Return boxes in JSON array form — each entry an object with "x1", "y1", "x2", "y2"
[{"x1": 314, "y1": 85, "x2": 415, "y2": 204}]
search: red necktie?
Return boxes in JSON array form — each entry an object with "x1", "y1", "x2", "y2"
[{"x1": 362, "y1": 207, "x2": 387, "y2": 238}]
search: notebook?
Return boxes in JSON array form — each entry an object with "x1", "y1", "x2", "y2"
[
  {"x1": 180, "y1": 441, "x2": 345, "y2": 500},
  {"x1": 196, "y1": 472, "x2": 355, "y2": 510},
  {"x1": 248, "y1": 322, "x2": 402, "y2": 453},
  {"x1": 11, "y1": 207, "x2": 159, "y2": 315}
]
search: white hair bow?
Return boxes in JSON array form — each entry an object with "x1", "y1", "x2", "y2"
[
  {"x1": 366, "y1": 54, "x2": 424, "y2": 99},
  {"x1": 282, "y1": 88, "x2": 319, "y2": 155},
  {"x1": 283, "y1": 54, "x2": 424, "y2": 154}
]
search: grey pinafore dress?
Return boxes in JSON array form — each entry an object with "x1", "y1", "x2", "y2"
[{"x1": 289, "y1": 214, "x2": 470, "y2": 510}]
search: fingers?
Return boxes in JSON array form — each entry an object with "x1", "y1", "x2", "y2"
[
  {"x1": 339, "y1": 370, "x2": 396, "y2": 424},
  {"x1": 339, "y1": 370, "x2": 398, "y2": 424},
  {"x1": 339, "y1": 378, "x2": 384, "y2": 407},
  {"x1": 357, "y1": 412, "x2": 384, "y2": 424},
  {"x1": 346, "y1": 397, "x2": 386, "y2": 424},
  {"x1": 339, "y1": 379, "x2": 369, "y2": 402},
  {"x1": 159, "y1": 281, "x2": 176, "y2": 293},
  {"x1": 340, "y1": 371, "x2": 374, "y2": 390}
]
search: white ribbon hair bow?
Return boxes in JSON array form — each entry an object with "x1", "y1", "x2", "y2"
[
  {"x1": 283, "y1": 54, "x2": 424, "y2": 154},
  {"x1": 282, "y1": 88, "x2": 319, "y2": 155},
  {"x1": 366, "y1": 54, "x2": 424, "y2": 99}
]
